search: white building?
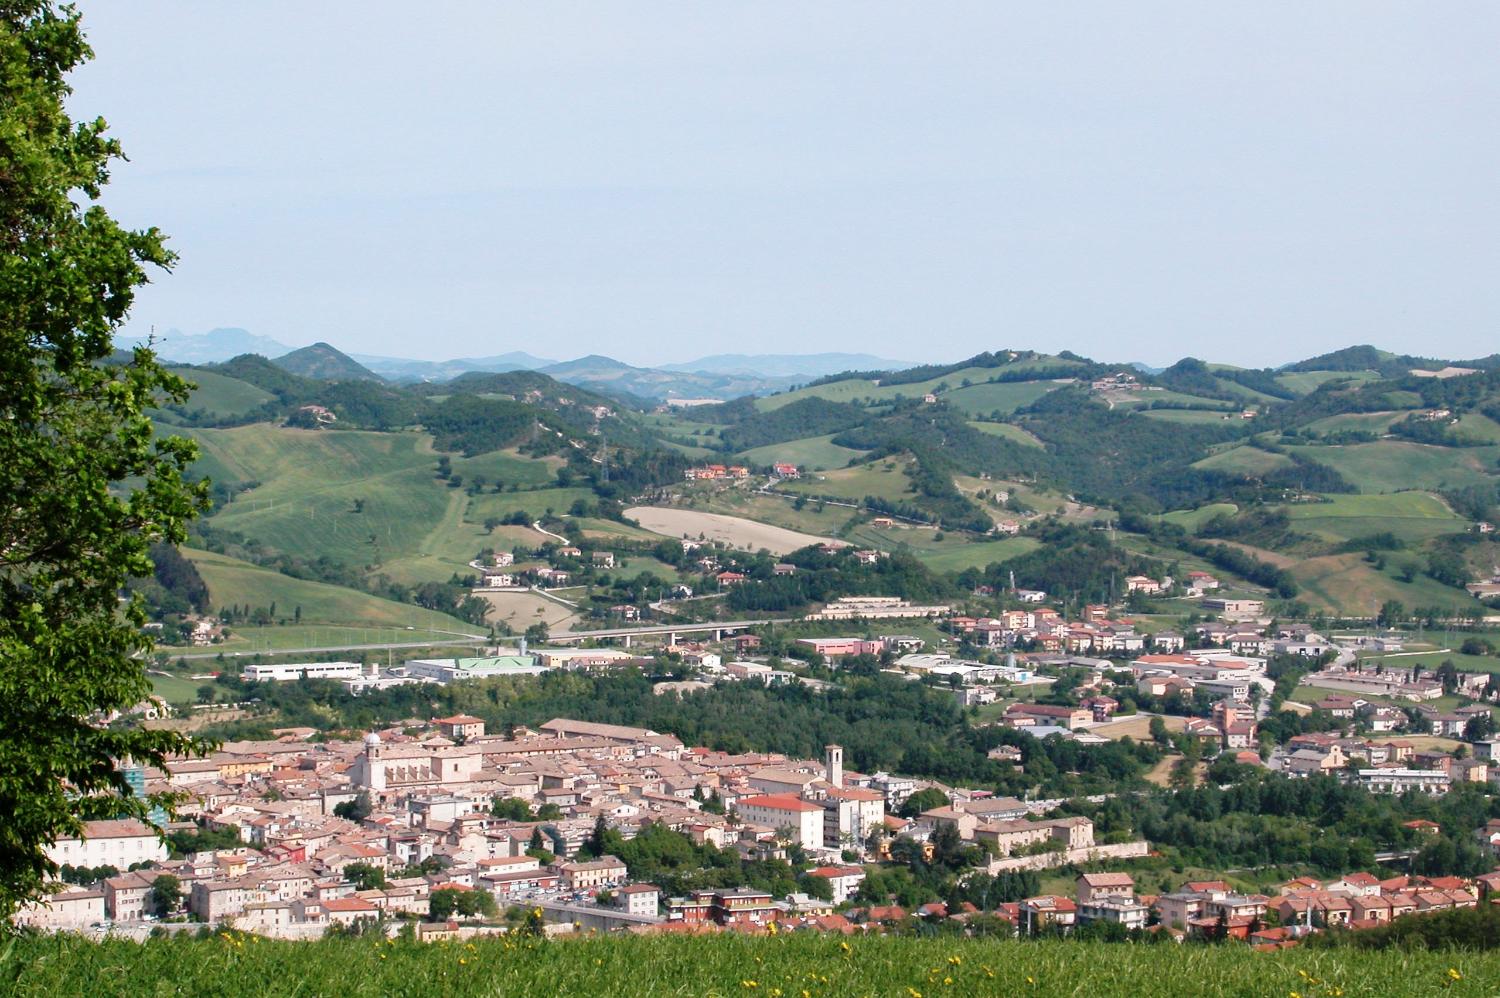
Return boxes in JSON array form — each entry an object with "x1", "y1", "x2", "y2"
[
  {"x1": 1357, "y1": 769, "x2": 1451, "y2": 796},
  {"x1": 45, "y1": 819, "x2": 167, "y2": 871},
  {"x1": 241, "y1": 661, "x2": 364, "y2": 683},
  {"x1": 737, "y1": 794, "x2": 825, "y2": 851}
]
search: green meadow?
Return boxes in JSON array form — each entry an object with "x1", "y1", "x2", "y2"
[
  {"x1": 737, "y1": 433, "x2": 870, "y2": 471},
  {"x1": 5, "y1": 933, "x2": 1496, "y2": 998}
]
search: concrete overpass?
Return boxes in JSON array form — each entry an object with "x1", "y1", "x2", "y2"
[{"x1": 550, "y1": 618, "x2": 793, "y2": 647}]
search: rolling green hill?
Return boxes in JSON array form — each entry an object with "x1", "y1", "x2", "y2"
[
  {"x1": 737, "y1": 433, "x2": 869, "y2": 470},
  {"x1": 136, "y1": 344, "x2": 1500, "y2": 619},
  {"x1": 187, "y1": 425, "x2": 566, "y2": 585},
  {"x1": 182, "y1": 548, "x2": 478, "y2": 637},
  {"x1": 1286, "y1": 441, "x2": 1500, "y2": 494},
  {"x1": 152, "y1": 368, "x2": 275, "y2": 423},
  {"x1": 272, "y1": 342, "x2": 383, "y2": 381}
]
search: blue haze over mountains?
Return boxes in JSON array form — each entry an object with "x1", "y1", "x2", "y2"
[{"x1": 122, "y1": 327, "x2": 915, "y2": 401}]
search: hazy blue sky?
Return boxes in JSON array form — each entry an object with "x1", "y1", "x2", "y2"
[{"x1": 73, "y1": 2, "x2": 1498, "y2": 368}]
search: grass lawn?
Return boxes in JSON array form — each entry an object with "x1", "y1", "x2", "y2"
[
  {"x1": 1289, "y1": 552, "x2": 1486, "y2": 616},
  {"x1": 147, "y1": 672, "x2": 204, "y2": 703},
  {"x1": 1275, "y1": 369, "x2": 1382, "y2": 395},
  {"x1": 1112, "y1": 389, "x2": 1235, "y2": 411},
  {"x1": 188, "y1": 425, "x2": 569, "y2": 586},
  {"x1": 160, "y1": 368, "x2": 274, "y2": 421},
  {"x1": 1304, "y1": 411, "x2": 1409, "y2": 436},
  {"x1": 737, "y1": 433, "x2": 869, "y2": 471},
  {"x1": 569, "y1": 517, "x2": 667, "y2": 542},
  {"x1": 696, "y1": 490, "x2": 857, "y2": 534},
  {"x1": 1358, "y1": 648, "x2": 1500, "y2": 676},
  {"x1": 1288, "y1": 440, "x2": 1500, "y2": 493},
  {"x1": 1280, "y1": 492, "x2": 1467, "y2": 545},
  {"x1": 757, "y1": 360, "x2": 1083, "y2": 412},
  {"x1": 1454, "y1": 412, "x2": 1500, "y2": 444},
  {"x1": 1158, "y1": 502, "x2": 1238, "y2": 531},
  {"x1": 468, "y1": 487, "x2": 599, "y2": 522},
  {"x1": 1191, "y1": 446, "x2": 1295, "y2": 475},
  {"x1": 942, "y1": 379, "x2": 1062, "y2": 416},
  {"x1": 967, "y1": 421, "x2": 1046, "y2": 448},
  {"x1": 783, "y1": 456, "x2": 915, "y2": 504},
  {"x1": 834, "y1": 522, "x2": 1039, "y2": 572},
  {"x1": 1140, "y1": 408, "x2": 1245, "y2": 425},
  {"x1": 181, "y1": 549, "x2": 478, "y2": 635},
  {"x1": 452, "y1": 447, "x2": 561, "y2": 488}
]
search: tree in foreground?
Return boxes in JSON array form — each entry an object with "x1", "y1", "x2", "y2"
[{"x1": 0, "y1": 2, "x2": 208, "y2": 917}]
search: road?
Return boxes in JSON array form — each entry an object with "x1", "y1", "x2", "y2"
[
  {"x1": 532, "y1": 520, "x2": 571, "y2": 545},
  {"x1": 550, "y1": 618, "x2": 793, "y2": 643},
  {"x1": 164, "y1": 635, "x2": 487, "y2": 660}
]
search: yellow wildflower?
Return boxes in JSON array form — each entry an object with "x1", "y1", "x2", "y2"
[{"x1": 1448, "y1": 969, "x2": 1462, "y2": 981}]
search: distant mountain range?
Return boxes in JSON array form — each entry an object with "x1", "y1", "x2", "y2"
[
  {"x1": 350, "y1": 351, "x2": 559, "y2": 382},
  {"x1": 657, "y1": 352, "x2": 915, "y2": 377},
  {"x1": 133, "y1": 329, "x2": 916, "y2": 400},
  {"x1": 121, "y1": 327, "x2": 294, "y2": 364}
]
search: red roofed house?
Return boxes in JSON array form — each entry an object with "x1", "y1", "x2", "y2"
[
  {"x1": 324, "y1": 896, "x2": 381, "y2": 926},
  {"x1": 736, "y1": 794, "x2": 824, "y2": 851},
  {"x1": 1021, "y1": 896, "x2": 1076, "y2": 935}
]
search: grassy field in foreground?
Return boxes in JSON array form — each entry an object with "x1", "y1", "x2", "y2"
[{"x1": 8, "y1": 933, "x2": 1497, "y2": 998}]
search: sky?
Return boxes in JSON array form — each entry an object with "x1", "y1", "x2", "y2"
[{"x1": 72, "y1": 2, "x2": 1499, "y2": 369}]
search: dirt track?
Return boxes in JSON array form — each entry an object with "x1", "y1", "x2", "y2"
[{"x1": 625, "y1": 506, "x2": 843, "y2": 556}]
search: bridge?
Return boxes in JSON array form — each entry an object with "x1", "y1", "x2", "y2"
[{"x1": 550, "y1": 618, "x2": 793, "y2": 647}]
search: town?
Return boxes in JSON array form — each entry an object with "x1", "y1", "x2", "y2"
[{"x1": 21, "y1": 558, "x2": 1500, "y2": 949}]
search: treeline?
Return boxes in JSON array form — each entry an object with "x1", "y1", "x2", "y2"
[
  {"x1": 977, "y1": 522, "x2": 1165, "y2": 604},
  {"x1": 1388, "y1": 414, "x2": 1491, "y2": 448},
  {"x1": 725, "y1": 546, "x2": 957, "y2": 613},
  {"x1": 202, "y1": 355, "x2": 420, "y2": 430},
  {"x1": 1117, "y1": 513, "x2": 1300, "y2": 598},
  {"x1": 1014, "y1": 387, "x2": 1248, "y2": 511},
  {"x1": 584, "y1": 821, "x2": 824, "y2": 901},
  {"x1": 1155, "y1": 357, "x2": 1293, "y2": 402},
  {"x1": 715, "y1": 398, "x2": 867, "y2": 454},
  {"x1": 128, "y1": 543, "x2": 210, "y2": 617},
  {"x1": 801, "y1": 348, "x2": 1096, "y2": 390},
  {"x1": 1068, "y1": 769, "x2": 1499, "y2": 878},
  {"x1": 421, "y1": 395, "x2": 554, "y2": 456}
]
